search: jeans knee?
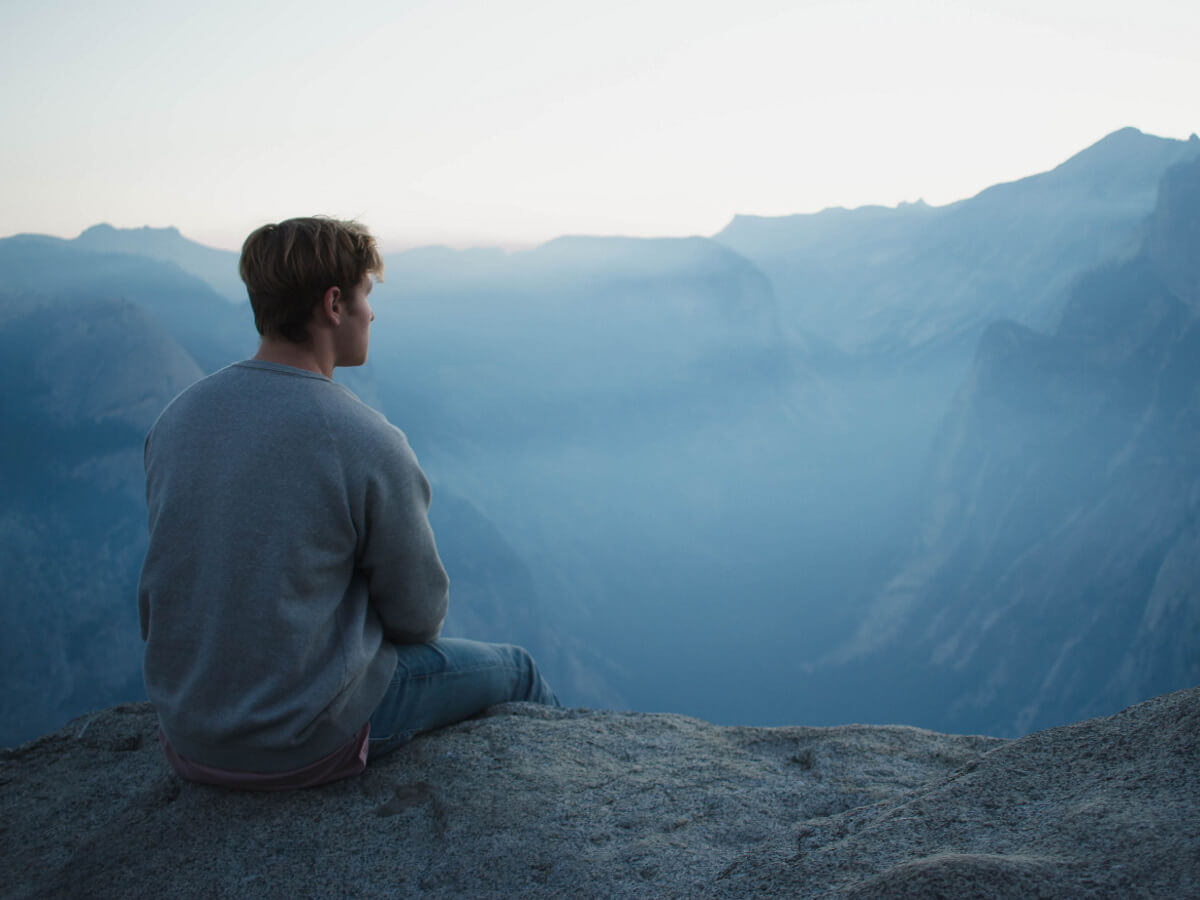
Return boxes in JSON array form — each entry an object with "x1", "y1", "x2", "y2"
[{"x1": 505, "y1": 644, "x2": 559, "y2": 706}]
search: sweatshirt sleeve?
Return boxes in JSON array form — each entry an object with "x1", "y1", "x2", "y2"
[{"x1": 357, "y1": 427, "x2": 450, "y2": 644}]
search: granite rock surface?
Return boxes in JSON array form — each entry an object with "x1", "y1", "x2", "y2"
[{"x1": 2, "y1": 687, "x2": 1197, "y2": 898}]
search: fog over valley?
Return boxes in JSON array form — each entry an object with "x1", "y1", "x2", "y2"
[{"x1": 2, "y1": 127, "x2": 1198, "y2": 747}]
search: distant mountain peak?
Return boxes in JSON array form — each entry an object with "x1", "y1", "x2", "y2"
[
  {"x1": 1049, "y1": 127, "x2": 1198, "y2": 181},
  {"x1": 69, "y1": 223, "x2": 244, "y2": 302},
  {"x1": 1104, "y1": 125, "x2": 1145, "y2": 139},
  {"x1": 77, "y1": 223, "x2": 185, "y2": 243}
]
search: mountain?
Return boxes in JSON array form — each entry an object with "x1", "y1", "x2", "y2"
[
  {"x1": 0, "y1": 294, "x2": 204, "y2": 745},
  {"x1": 3, "y1": 128, "x2": 1197, "y2": 744},
  {"x1": 380, "y1": 235, "x2": 789, "y2": 420},
  {"x1": 715, "y1": 127, "x2": 1200, "y2": 363},
  {"x1": 813, "y1": 154, "x2": 1200, "y2": 736},
  {"x1": 367, "y1": 234, "x2": 855, "y2": 723},
  {"x1": 0, "y1": 235, "x2": 254, "y2": 372},
  {"x1": 372, "y1": 234, "x2": 803, "y2": 560},
  {"x1": 71, "y1": 224, "x2": 245, "y2": 303},
  {"x1": 0, "y1": 258, "x2": 234, "y2": 745}
]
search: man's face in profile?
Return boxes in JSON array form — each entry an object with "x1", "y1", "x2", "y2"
[{"x1": 334, "y1": 275, "x2": 375, "y2": 368}]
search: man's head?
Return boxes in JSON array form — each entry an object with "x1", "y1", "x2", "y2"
[{"x1": 239, "y1": 217, "x2": 384, "y2": 344}]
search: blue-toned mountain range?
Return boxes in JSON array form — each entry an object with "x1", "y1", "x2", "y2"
[{"x1": 1, "y1": 127, "x2": 1197, "y2": 746}]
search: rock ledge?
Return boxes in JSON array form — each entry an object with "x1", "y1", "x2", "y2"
[{"x1": 2, "y1": 689, "x2": 1197, "y2": 897}]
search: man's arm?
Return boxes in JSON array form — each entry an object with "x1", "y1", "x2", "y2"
[{"x1": 357, "y1": 428, "x2": 450, "y2": 643}]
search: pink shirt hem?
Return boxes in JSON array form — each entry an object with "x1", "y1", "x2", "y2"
[{"x1": 158, "y1": 721, "x2": 370, "y2": 791}]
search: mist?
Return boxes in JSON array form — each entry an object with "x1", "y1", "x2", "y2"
[{"x1": 1, "y1": 127, "x2": 1198, "y2": 748}]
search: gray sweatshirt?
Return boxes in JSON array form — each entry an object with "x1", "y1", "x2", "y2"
[{"x1": 138, "y1": 360, "x2": 449, "y2": 771}]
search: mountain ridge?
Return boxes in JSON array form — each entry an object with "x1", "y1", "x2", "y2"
[
  {"x1": 713, "y1": 126, "x2": 1200, "y2": 360},
  {"x1": 72, "y1": 223, "x2": 245, "y2": 302},
  {"x1": 1, "y1": 126, "x2": 1197, "y2": 743}
]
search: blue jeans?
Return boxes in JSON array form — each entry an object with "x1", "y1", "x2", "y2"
[{"x1": 367, "y1": 638, "x2": 560, "y2": 759}]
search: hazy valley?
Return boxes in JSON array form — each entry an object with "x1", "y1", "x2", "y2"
[{"x1": 2, "y1": 127, "x2": 1198, "y2": 746}]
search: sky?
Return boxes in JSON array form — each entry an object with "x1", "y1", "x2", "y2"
[{"x1": 1, "y1": 0, "x2": 1197, "y2": 251}]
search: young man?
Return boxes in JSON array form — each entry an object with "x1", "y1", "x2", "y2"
[{"x1": 137, "y1": 216, "x2": 558, "y2": 790}]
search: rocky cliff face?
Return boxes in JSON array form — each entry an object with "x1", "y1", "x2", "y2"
[
  {"x1": 819, "y1": 155, "x2": 1200, "y2": 736},
  {"x1": 2, "y1": 687, "x2": 1196, "y2": 898}
]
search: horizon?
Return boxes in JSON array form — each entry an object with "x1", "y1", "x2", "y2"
[
  {"x1": 5, "y1": 125, "x2": 1197, "y2": 256},
  {"x1": 2, "y1": 0, "x2": 1199, "y2": 251}
]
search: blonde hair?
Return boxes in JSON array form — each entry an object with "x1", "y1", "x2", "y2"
[{"x1": 239, "y1": 217, "x2": 384, "y2": 343}]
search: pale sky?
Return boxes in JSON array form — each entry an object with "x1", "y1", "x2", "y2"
[{"x1": 1, "y1": 0, "x2": 1197, "y2": 251}]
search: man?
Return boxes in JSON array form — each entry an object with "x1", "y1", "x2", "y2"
[{"x1": 138, "y1": 216, "x2": 558, "y2": 790}]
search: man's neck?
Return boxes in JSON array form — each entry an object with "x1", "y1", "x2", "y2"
[{"x1": 252, "y1": 337, "x2": 334, "y2": 378}]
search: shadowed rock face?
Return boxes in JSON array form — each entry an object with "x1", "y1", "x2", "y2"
[
  {"x1": 809, "y1": 154, "x2": 1200, "y2": 738},
  {"x1": 0, "y1": 296, "x2": 205, "y2": 746},
  {"x1": 3, "y1": 687, "x2": 1196, "y2": 898}
]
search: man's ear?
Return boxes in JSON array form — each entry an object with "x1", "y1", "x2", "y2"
[{"x1": 320, "y1": 286, "x2": 342, "y2": 325}]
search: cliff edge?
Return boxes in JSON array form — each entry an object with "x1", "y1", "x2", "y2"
[{"x1": 2, "y1": 688, "x2": 1197, "y2": 897}]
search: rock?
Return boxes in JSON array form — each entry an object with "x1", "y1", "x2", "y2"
[{"x1": 2, "y1": 688, "x2": 1197, "y2": 898}]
